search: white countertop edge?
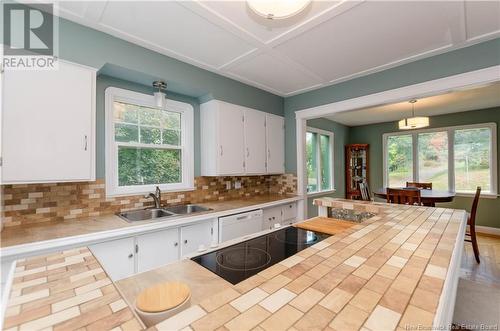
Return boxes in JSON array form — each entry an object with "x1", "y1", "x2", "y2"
[
  {"x1": 0, "y1": 260, "x2": 16, "y2": 329},
  {"x1": 432, "y1": 210, "x2": 467, "y2": 328},
  {"x1": 1, "y1": 196, "x2": 303, "y2": 261}
]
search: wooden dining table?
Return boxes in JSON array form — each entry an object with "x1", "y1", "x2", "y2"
[{"x1": 374, "y1": 188, "x2": 456, "y2": 206}]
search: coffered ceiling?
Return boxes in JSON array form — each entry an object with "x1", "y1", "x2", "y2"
[{"x1": 52, "y1": 0, "x2": 500, "y2": 96}]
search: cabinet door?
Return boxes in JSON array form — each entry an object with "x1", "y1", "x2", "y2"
[
  {"x1": 180, "y1": 221, "x2": 214, "y2": 257},
  {"x1": 217, "y1": 103, "x2": 245, "y2": 175},
  {"x1": 89, "y1": 237, "x2": 135, "y2": 281},
  {"x1": 136, "y1": 228, "x2": 179, "y2": 274},
  {"x1": 244, "y1": 110, "x2": 267, "y2": 174},
  {"x1": 2, "y1": 61, "x2": 95, "y2": 183},
  {"x1": 282, "y1": 203, "x2": 297, "y2": 222},
  {"x1": 262, "y1": 206, "x2": 283, "y2": 230},
  {"x1": 266, "y1": 115, "x2": 285, "y2": 174}
]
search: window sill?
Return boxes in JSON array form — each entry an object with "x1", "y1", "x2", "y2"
[
  {"x1": 455, "y1": 192, "x2": 498, "y2": 199},
  {"x1": 307, "y1": 189, "x2": 337, "y2": 198}
]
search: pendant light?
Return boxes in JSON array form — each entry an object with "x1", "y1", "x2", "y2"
[
  {"x1": 398, "y1": 99, "x2": 429, "y2": 130},
  {"x1": 247, "y1": 0, "x2": 311, "y2": 20},
  {"x1": 153, "y1": 81, "x2": 167, "y2": 109}
]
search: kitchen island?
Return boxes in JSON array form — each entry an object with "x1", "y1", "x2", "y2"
[{"x1": 2, "y1": 199, "x2": 467, "y2": 331}]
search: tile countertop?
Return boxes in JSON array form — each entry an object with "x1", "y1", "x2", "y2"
[
  {"x1": 0, "y1": 194, "x2": 299, "y2": 248},
  {"x1": 2, "y1": 200, "x2": 467, "y2": 331}
]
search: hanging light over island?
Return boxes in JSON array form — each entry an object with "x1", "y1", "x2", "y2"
[{"x1": 398, "y1": 99, "x2": 429, "y2": 130}]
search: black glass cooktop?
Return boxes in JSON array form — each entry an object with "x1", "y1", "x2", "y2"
[{"x1": 191, "y1": 227, "x2": 330, "y2": 285}]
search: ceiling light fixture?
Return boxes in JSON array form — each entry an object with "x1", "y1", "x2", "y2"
[
  {"x1": 247, "y1": 0, "x2": 311, "y2": 19},
  {"x1": 153, "y1": 81, "x2": 167, "y2": 109},
  {"x1": 398, "y1": 99, "x2": 429, "y2": 130}
]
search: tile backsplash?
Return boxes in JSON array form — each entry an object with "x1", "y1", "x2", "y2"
[{"x1": 1, "y1": 174, "x2": 296, "y2": 227}]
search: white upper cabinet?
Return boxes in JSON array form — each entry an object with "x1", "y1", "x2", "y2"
[
  {"x1": 201, "y1": 100, "x2": 284, "y2": 176},
  {"x1": 266, "y1": 114, "x2": 285, "y2": 174},
  {"x1": 244, "y1": 109, "x2": 267, "y2": 174},
  {"x1": 1, "y1": 61, "x2": 96, "y2": 184},
  {"x1": 201, "y1": 100, "x2": 245, "y2": 176}
]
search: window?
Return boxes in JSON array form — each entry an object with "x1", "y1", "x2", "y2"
[
  {"x1": 383, "y1": 123, "x2": 497, "y2": 196},
  {"x1": 387, "y1": 134, "x2": 413, "y2": 187},
  {"x1": 105, "y1": 87, "x2": 194, "y2": 196},
  {"x1": 306, "y1": 127, "x2": 334, "y2": 193}
]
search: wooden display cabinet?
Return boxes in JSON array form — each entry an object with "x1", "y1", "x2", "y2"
[{"x1": 345, "y1": 144, "x2": 369, "y2": 199}]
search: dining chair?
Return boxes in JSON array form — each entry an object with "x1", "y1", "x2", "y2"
[
  {"x1": 386, "y1": 188, "x2": 422, "y2": 205},
  {"x1": 465, "y1": 187, "x2": 481, "y2": 263},
  {"x1": 359, "y1": 182, "x2": 371, "y2": 201},
  {"x1": 406, "y1": 182, "x2": 433, "y2": 190}
]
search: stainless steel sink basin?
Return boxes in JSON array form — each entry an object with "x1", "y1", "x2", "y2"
[
  {"x1": 118, "y1": 204, "x2": 212, "y2": 222},
  {"x1": 118, "y1": 208, "x2": 175, "y2": 222},
  {"x1": 163, "y1": 204, "x2": 212, "y2": 215}
]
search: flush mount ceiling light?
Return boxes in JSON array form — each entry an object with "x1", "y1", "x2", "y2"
[
  {"x1": 398, "y1": 99, "x2": 429, "y2": 130},
  {"x1": 247, "y1": 0, "x2": 311, "y2": 19},
  {"x1": 153, "y1": 81, "x2": 167, "y2": 109}
]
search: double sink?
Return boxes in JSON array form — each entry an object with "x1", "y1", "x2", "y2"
[{"x1": 118, "y1": 204, "x2": 212, "y2": 223}]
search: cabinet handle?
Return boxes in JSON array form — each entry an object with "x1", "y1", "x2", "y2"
[
  {"x1": 84, "y1": 135, "x2": 88, "y2": 151},
  {"x1": 184, "y1": 239, "x2": 188, "y2": 244},
  {"x1": 135, "y1": 244, "x2": 138, "y2": 253},
  {"x1": 246, "y1": 147, "x2": 250, "y2": 157},
  {"x1": 220, "y1": 146, "x2": 223, "y2": 156},
  {"x1": 268, "y1": 149, "x2": 271, "y2": 159},
  {"x1": 174, "y1": 242, "x2": 178, "y2": 247},
  {"x1": 128, "y1": 254, "x2": 133, "y2": 259}
]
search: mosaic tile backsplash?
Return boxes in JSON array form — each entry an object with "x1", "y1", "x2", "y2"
[{"x1": 1, "y1": 174, "x2": 296, "y2": 227}]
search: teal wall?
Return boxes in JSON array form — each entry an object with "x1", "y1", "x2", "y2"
[
  {"x1": 306, "y1": 118, "x2": 349, "y2": 218},
  {"x1": 95, "y1": 75, "x2": 201, "y2": 179},
  {"x1": 284, "y1": 38, "x2": 500, "y2": 174},
  {"x1": 349, "y1": 107, "x2": 500, "y2": 228}
]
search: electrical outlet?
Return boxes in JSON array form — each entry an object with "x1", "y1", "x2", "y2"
[
  {"x1": 226, "y1": 181, "x2": 231, "y2": 190},
  {"x1": 234, "y1": 181, "x2": 242, "y2": 189}
]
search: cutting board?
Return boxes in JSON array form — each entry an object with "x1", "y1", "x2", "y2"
[
  {"x1": 136, "y1": 281, "x2": 190, "y2": 313},
  {"x1": 295, "y1": 217, "x2": 355, "y2": 235}
]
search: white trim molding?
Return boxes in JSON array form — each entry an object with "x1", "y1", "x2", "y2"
[
  {"x1": 104, "y1": 87, "x2": 195, "y2": 196},
  {"x1": 475, "y1": 225, "x2": 500, "y2": 237},
  {"x1": 294, "y1": 65, "x2": 500, "y2": 219}
]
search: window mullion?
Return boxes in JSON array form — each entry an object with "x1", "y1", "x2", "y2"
[
  {"x1": 413, "y1": 133, "x2": 418, "y2": 183},
  {"x1": 448, "y1": 129, "x2": 455, "y2": 193}
]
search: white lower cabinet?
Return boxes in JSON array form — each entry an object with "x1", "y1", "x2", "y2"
[
  {"x1": 262, "y1": 202, "x2": 298, "y2": 230},
  {"x1": 262, "y1": 206, "x2": 283, "y2": 230},
  {"x1": 136, "y1": 228, "x2": 179, "y2": 274},
  {"x1": 89, "y1": 219, "x2": 216, "y2": 281},
  {"x1": 89, "y1": 237, "x2": 136, "y2": 281},
  {"x1": 180, "y1": 221, "x2": 215, "y2": 257},
  {"x1": 282, "y1": 203, "x2": 298, "y2": 225}
]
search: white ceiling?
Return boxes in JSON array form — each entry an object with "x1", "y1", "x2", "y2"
[
  {"x1": 324, "y1": 81, "x2": 500, "y2": 126},
  {"x1": 52, "y1": 0, "x2": 500, "y2": 96}
]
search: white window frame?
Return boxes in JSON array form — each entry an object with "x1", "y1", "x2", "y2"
[
  {"x1": 306, "y1": 127, "x2": 335, "y2": 196},
  {"x1": 105, "y1": 87, "x2": 194, "y2": 196},
  {"x1": 383, "y1": 122, "x2": 498, "y2": 197}
]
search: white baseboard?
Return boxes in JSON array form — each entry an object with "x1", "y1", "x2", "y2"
[{"x1": 475, "y1": 225, "x2": 500, "y2": 236}]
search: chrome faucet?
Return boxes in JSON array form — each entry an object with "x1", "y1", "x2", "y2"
[{"x1": 145, "y1": 186, "x2": 161, "y2": 209}]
